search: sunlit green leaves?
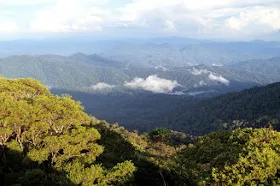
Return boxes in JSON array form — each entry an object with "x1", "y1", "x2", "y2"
[
  {"x1": 0, "y1": 78, "x2": 136, "y2": 185},
  {"x1": 168, "y1": 128, "x2": 280, "y2": 185}
]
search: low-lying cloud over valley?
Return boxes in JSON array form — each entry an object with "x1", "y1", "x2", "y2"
[
  {"x1": 208, "y1": 73, "x2": 230, "y2": 85},
  {"x1": 90, "y1": 82, "x2": 115, "y2": 91},
  {"x1": 124, "y1": 75, "x2": 180, "y2": 93}
]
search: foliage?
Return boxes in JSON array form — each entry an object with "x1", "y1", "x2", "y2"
[
  {"x1": 2, "y1": 77, "x2": 280, "y2": 185},
  {"x1": 94, "y1": 122, "x2": 190, "y2": 185},
  {"x1": 0, "y1": 78, "x2": 135, "y2": 185},
  {"x1": 166, "y1": 128, "x2": 280, "y2": 185},
  {"x1": 148, "y1": 128, "x2": 171, "y2": 143}
]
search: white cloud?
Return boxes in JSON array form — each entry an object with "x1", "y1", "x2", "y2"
[
  {"x1": 0, "y1": 0, "x2": 279, "y2": 38},
  {"x1": 155, "y1": 65, "x2": 169, "y2": 71},
  {"x1": 226, "y1": 17, "x2": 246, "y2": 31},
  {"x1": 121, "y1": 0, "x2": 279, "y2": 11},
  {"x1": 171, "y1": 91, "x2": 185, "y2": 95},
  {"x1": 116, "y1": 0, "x2": 280, "y2": 37},
  {"x1": 190, "y1": 68, "x2": 230, "y2": 86},
  {"x1": 209, "y1": 73, "x2": 230, "y2": 85},
  {"x1": 0, "y1": 21, "x2": 20, "y2": 33},
  {"x1": 0, "y1": 0, "x2": 55, "y2": 6},
  {"x1": 225, "y1": 7, "x2": 280, "y2": 34},
  {"x1": 212, "y1": 64, "x2": 223, "y2": 67},
  {"x1": 124, "y1": 75, "x2": 180, "y2": 93},
  {"x1": 90, "y1": 82, "x2": 115, "y2": 91},
  {"x1": 188, "y1": 90, "x2": 215, "y2": 96},
  {"x1": 163, "y1": 20, "x2": 176, "y2": 31},
  {"x1": 190, "y1": 68, "x2": 212, "y2": 75},
  {"x1": 29, "y1": 0, "x2": 109, "y2": 33},
  {"x1": 194, "y1": 81, "x2": 208, "y2": 87},
  {"x1": 0, "y1": 0, "x2": 107, "y2": 6}
]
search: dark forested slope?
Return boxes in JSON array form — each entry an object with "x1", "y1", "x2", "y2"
[
  {"x1": 229, "y1": 57, "x2": 280, "y2": 80},
  {"x1": 53, "y1": 82, "x2": 280, "y2": 136},
  {"x1": 167, "y1": 82, "x2": 280, "y2": 135}
]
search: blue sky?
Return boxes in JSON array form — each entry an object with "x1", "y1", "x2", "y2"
[{"x1": 0, "y1": 0, "x2": 280, "y2": 40}]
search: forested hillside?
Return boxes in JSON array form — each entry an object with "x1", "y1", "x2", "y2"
[
  {"x1": 229, "y1": 57, "x2": 280, "y2": 79},
  {"x1": 0, "y1": 55, "x2": 129, "y2": 90},
  {"x1": 51, "y1": 90, "x2": 192, "y2": 132},
  {"x1": 57, "y1": 82, "x2": 280, "y2": 136},
  {"x1": 1, "y1": 77, "x2": 280, "y2": 185},
  {"x1": 167, "y1": 82, "x2": 280, "y2": 135},
  {"x1": 1, "y1": 54, "x2": 279, "y2": 94},
  {"x1": 166, "y1": 127, "x2": 280, "y2": 185}
]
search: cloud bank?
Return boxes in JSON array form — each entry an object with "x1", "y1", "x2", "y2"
[
  {"x1": 190, "y1": 67, "x2": 230, "y2": 86},
  {"x1": 208, "y1": 73, "x2": 230, "y2": 85},
  {"x1": 194, "y1": 80, "x2": 208, "y2": 87},
  {"x1": 90, "y1": 82, "x2": 115, "y2": 91},
  {"x1": 0, "y1": 0, "x2": 279, "y2": 39},
  {"x1": 125, "y1": 75, "x2": 180, "y2": 93},
  {"x1": 190, "y1": 68, "x2": 211, "y2": 75}
]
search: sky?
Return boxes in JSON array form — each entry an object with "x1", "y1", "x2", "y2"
[{"x1": 0, "y1": 0, "x2": 280, "y2": 40}]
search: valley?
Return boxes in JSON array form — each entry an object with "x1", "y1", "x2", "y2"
[
  {"x1": 2, "y1": 1, "x2": 280, "y2": 185},
  {"x1": 1, "y1": 39, "x2": 280, "y2": 135}
]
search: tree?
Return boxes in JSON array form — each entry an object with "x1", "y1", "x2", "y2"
[
  {"x1": 149, "y1": 128, "x2": 171, "y2": 143},
  {"x1": 0, "y1": 78, "x2": 136, "y2": 185},
  {"x1": 167, "y1": 128, "x2": 280, "y2": 186}
]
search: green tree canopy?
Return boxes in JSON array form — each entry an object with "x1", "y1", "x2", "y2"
[
  {"x1": 167, "y1": 127, "x2": 280, "y2": 186},
  {"x1": 0, "y1": 78, "x2": 135, "y2": 185}
]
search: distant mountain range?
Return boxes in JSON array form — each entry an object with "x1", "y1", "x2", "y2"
[
  {"x1": 100, "y1": 40, "x2": 280, "y2": 67},
  {"x1": 1, "y1": 37, "x2": 280, "y2": 137},
  {"x1": 229, "y1": 57, "x2": 280, "y2": 79},
  {"x1": 1, "y1": 54, "x2": 279, "y2": 93},
  {"x1": 1, "y1": 38, "x2": 280, "y2": 67}
]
